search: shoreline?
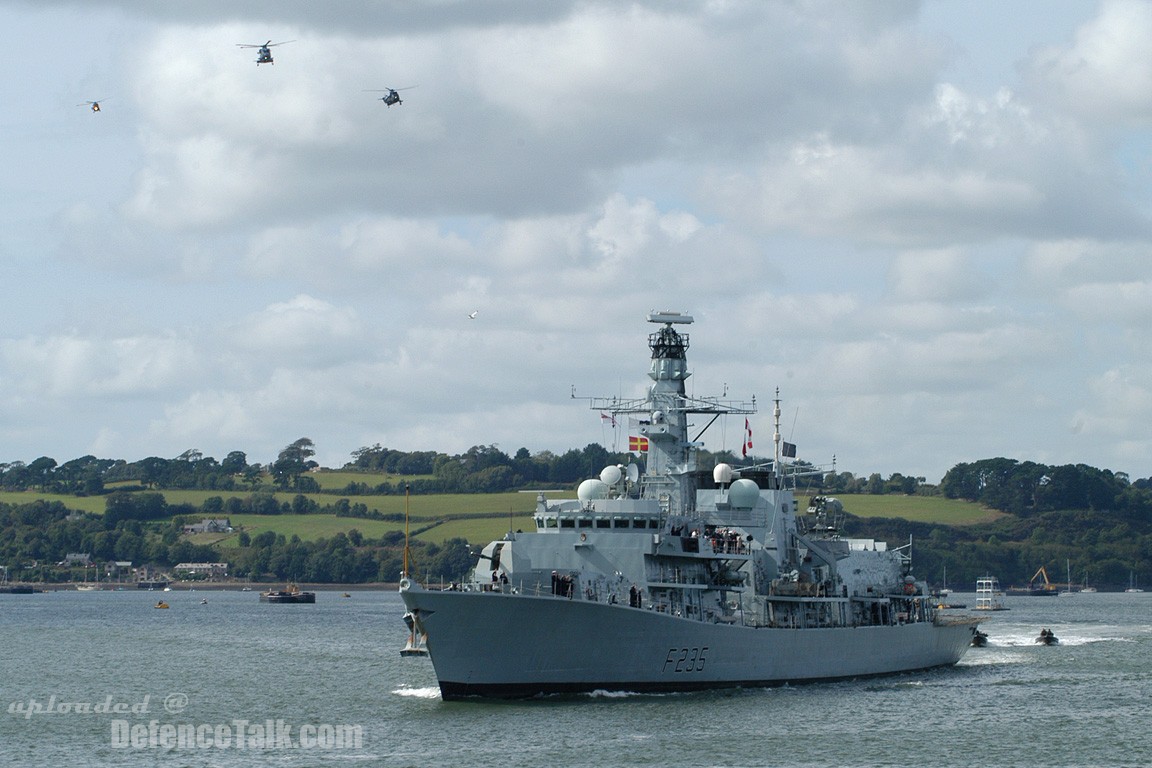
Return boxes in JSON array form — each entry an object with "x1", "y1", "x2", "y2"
[{"x1": 4, "y1": 581, "x2": 402, "y2": 593}]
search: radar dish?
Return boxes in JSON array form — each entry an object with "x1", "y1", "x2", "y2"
[
  {"x1": 625, "y1": 463, "x2": 639, "y2": 483},
  {"x1": 728, "y1": 478, "x2": 760, "y2": 508},
  {"x1": 577, "y1": 479, "x2": 609, "y2": 501}
]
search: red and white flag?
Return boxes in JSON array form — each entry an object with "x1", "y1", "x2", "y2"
[{"x1": 742, "y1": 418, "x2": 753, "y2": 458}]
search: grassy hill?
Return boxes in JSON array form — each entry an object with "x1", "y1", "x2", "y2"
[
  {"x1": 823, "y1": 494, "x2": 1002, "y2": 526},
  {"x1": 1, "y1": 472, "x2": 997, "y2": 546}
]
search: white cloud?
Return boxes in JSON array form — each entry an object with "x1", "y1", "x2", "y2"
[
  {"x1": 1023, "y1": 0, "x2": 1152, "y2": 127},
  {"x1": 888, "y1": 251, "x2": 988, "y2": 303},
  {"x1": 232, "y1": 295, "x2": 362, "y2": 361},
  {"x1": 0, "y1": 334, "x2": 200, "y2": 398},
  {"x1": 6, "y1": 1, "x2": 1152, "y2": 483}
]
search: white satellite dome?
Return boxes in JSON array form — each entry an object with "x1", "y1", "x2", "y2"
[
  {"x1": 599, "y1": 465, "x2": 623, "y2": 485},
  {"x1": 728, "y1": 478, "x2": 760, "y2": 508},
  {"x1": 577, "y1": 479, "x2": 610, "y2": 501},
  {"x1": 713, "y1": 463, "x2": 734, "y2": 485}
]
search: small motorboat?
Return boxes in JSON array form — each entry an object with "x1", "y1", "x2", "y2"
[
  {"x1": 1035, "y1": 628, "x2": 1059, "y2": 645},
  {"x1": 259, "y1": 583, "x2": 316, "y2": 604},
  {"x1": 970, "y1": 629, "x2": 989, "y2": 647},
  {"x1": 154, "y1": 601, "x2": 169, "y2": 609},
  {"x1": 199, "y1": 598, "x2": 208, "y2": 605},
  {"x1": 400, "y1": 610, "x2": 429, "y2": 657}
]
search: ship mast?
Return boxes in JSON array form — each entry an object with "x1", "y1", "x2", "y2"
[
  {"x1": 773, "y1": 388, "x2": 782, "y2": 487},
  {"x1": 643, "y1": 311, "x2": 694, "y2": 515},
  {"x1": 580, "y1": 310, "x2": 756, "y2": 513}
]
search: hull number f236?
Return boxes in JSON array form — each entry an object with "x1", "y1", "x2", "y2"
[{"x1": 663, "y1": 646, "x2": 708, "y2": 673}]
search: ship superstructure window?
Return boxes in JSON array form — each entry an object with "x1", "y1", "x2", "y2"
[{"x1": 532, "y1": 513, "x2": 663, "y2": 532}]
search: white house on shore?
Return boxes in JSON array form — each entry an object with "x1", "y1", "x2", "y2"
[
  {"x1": 182, "y1": 518, "x2": 233, "y2": 534},
  {"x1": 172, "y1": 562, "x2": 229, "y2": 580}
]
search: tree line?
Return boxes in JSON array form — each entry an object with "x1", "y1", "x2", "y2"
[
  {"x1": 0, "y1": 497, "x2": 472, "y2": 585},
  {"x1": 1, "y1": 439, "x2": 936, "y2": 497},
  {"x1": 3, "y1": 441, "x2": 1152, "y2": 587}
]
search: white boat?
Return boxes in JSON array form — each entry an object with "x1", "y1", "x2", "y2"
[
  {"x1": 972, "y1": 576, "x2": 1008, "y2": 611},
  {"x1": 937, "y1": 565, "x2": 951, "y2": 597},
  {"x1": 1125, "y1": 571, "x2": 1144, "y2": 593},
  {"x1": 400, "y1": 310, "x2": 981, "y2": 699},
  {"x1": 76, "y1": 566, "x2": 102, "y2": 591},
  {"x1": 1059, "y1": 559, "x2": 1076, "y2": 596}
]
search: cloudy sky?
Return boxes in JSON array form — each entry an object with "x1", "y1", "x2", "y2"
[{"x1": 3, "y1": 0, "x2": 1152, "y2": 484}]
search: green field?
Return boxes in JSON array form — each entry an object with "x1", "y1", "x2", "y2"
[
  {"x1": 809, "y1": 494, "x2": 1002, "y2": 525},
  {"x1": 2, "y1": 484, "x2": 996, "y2": 546},
  {"x1": 190, "y1": 514, "x2": 403, "y2": 544},
  {"x1": 0, "y1": 491, "x2": 106, "y2": 513},
  {"x1": 308, "y1": 470, "x2": 435, "y2": 490}
]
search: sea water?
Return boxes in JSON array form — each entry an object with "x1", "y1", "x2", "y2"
[{"x1": 1, "y1": 588, "x2": 1149, "y2": 767}]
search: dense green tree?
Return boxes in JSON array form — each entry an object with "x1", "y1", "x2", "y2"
[
  {"x1": 27, "y1": 456, "x2": 58, "y2": 491},
  {"x1": 271, "y1": 438, "x2": 318, "y2": 490}
]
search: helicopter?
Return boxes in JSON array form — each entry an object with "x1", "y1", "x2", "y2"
[
  {"x1": 364, "y1": 87, "x2": 415, "y2": 107},
  {"x1": 77, "y1": 99, "x2": 107, "y2": 112},
  {"x1": 236, "y1": 40, "x2": 294, "y2": 65}
]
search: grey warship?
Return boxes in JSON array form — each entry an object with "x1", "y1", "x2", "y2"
[{"x1": 400, "y1": 310, "x2": 980, "y2": 700}]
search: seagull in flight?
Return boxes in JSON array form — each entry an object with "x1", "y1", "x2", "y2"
[{"x1": 467, "y1": 310, "x2": 479, "y2": 319}]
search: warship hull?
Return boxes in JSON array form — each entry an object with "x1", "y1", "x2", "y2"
[{"x1": 402, "y1": 586, "x2": 978, "y2": 699}]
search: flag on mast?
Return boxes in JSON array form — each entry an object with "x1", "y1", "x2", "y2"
[
  {"x1": 628, "y1": 436, "x2": 649, "y2": 453},
  {"x1": 742, "y1": 419, "x2": 753, "y2": 458},
  {"x1": 600, "y1": 412, "x2": 616, "y2": 427}
]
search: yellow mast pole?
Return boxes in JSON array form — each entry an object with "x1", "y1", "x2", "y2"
[{"x1": 403, "y1": 482, "x2": 411, "y2": 578}]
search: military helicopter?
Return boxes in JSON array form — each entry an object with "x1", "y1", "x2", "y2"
[
  {"x1": 77, "y1": 99, "x2": 107, "y2": 112},
  {"x1": 236, "y1": 40, "x2": 294, "y2": 65},
  {"x1": 364, "y1": 87, "x2": 415, "y2": 107}
]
